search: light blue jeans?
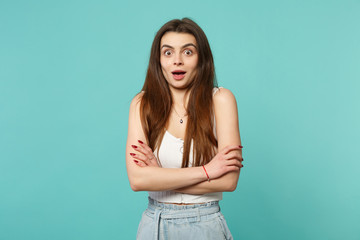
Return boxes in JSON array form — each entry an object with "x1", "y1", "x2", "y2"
[{"x1": 136, "y1": 197, "x2": 233, "y2": 240}]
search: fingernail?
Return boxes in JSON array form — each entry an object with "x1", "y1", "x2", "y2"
[
  {"x1": 130, "y1": 153, "x2": 135, "y2": 156},
  {"x1": 138, "y1": 140, "x2": 144, "y2": 144},
  {"x1": 134, "y1": 160, "x2": 138, "y2": 163},
  {"x1": 239, "y1": 145, "x2": 243, "y2": 148},
  {"x1": 242, "y1": 158, "x2": 244, "y2": 162},
  {"x1": 131, "y1": 145, "x2": 137, "y2": 149}
]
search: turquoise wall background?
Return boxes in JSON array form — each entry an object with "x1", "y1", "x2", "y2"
[{"x1": 1, "y1": 0, "x2": 359, "y2": 239}]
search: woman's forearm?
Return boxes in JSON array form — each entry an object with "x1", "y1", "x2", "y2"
[
  {"x1": 174, "y1": 171, "x2": 240, "y2": 194},
  {"x1": 128, "y1": 164, "x2": 208, "y2": 192}
]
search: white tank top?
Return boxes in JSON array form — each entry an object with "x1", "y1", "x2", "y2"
[{"x1": 148, "y1": 87, "x2": 223, "y2": 204}]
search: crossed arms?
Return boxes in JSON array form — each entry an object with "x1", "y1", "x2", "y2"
[{"x1": 125, "y1": 88, "x2": 243, "y2": 194}]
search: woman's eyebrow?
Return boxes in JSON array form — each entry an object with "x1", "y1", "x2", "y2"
[
  {"x1": 161, "y1": 43, "x2": 197, "y2": 49},
  {"x1": 161, "y1": 44, "x2": 173, "y2": 49},
  {"x1": 182, "y1": 43, "x2": 197, "y2": 49}
]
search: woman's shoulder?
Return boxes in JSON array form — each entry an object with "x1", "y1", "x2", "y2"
[
  {"x1": 212, "y1": 87, "x2": 236, "y2": 105},
  {"x1": 129, "y1": 91, "x2": 145, "y2": 111}
]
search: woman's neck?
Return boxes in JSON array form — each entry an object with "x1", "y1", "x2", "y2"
[{"x1": 170, "y1": 88, "x2": 190, "y2": 110}]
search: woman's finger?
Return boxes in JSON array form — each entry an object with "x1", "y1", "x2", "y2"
[
  {"x1": 224, "y1": 151, "x2": 243, "y2": 161},
  {"x1": 138, "y1": 140, "x2": 154, "y2": 153},
  {"x1": 220, "y1": 145, "x2": 242, "y2": 155},
  {"x1": 226, "y1": 165, "x2": 241, "y2": 172},
  {"x1": 147, "y1": 154, "x2": 157, "y2": 163},
  {"x1": 226, "y1": 159, "x2": 243, "y2": 168},
  {"x1": 130, "y1": 150, "x2": 159, "y2": 167},
  {"x1": 133, "y1": 159, "x2": 147, "y2": 167},
  {"x1": 131, "y1": 145, "x2": 154, "y2": 162},
  {"x1": 130, "y1": 153, "x2": 149, "y2": 164},
  {"x1": 133, "y1": 142, "x2": 156, "y2": 160},
  {"x1": 131, "y1": 145, "x2": 147, "y2": 156}
]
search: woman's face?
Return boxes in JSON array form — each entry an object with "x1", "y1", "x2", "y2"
[{"x1": 160, "y1": 32, "x2": 198, "y2": 91}]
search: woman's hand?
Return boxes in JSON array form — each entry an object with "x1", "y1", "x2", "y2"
[
  {"x1": 204, "y1": 145, "x2": 243, "y2": 180},
  {"x1": 129, "y1": 140, "x2": 160, "y2": 167}
]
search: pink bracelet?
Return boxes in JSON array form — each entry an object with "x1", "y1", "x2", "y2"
[{"x1": 202, "y1": 165, "x2": 210, "y2": 182}]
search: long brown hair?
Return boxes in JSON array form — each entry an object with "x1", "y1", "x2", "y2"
[{"x1": 140, "y1": 18, "x2": 218, "y2": 167}]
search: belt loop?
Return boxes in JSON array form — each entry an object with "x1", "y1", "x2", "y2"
[
  {"x1": 154, "y1": 208, "x2": 162, "y2": 240},
  {"x1": 197, "y1": 208, "x2": 201, "y2": 222}
]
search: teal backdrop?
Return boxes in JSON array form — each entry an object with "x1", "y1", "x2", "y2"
[{"x1": 1, "y1": 0, "x2": 359, "y2": 239}]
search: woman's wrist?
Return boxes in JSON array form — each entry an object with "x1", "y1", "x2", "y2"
[
  {"x1": 194, "y1": 166, "x2": 210, "y2": 183},
  {"x1": 202, "y1": 165, "x2": 210, "y2": 182}
]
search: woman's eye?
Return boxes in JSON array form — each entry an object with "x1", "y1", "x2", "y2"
[
  {"x1": 184, "y1": 50, "x2": 193, "y2": 55},
  {"x1": 164, "y1": 50, "x2": 172, "y2": 56}
]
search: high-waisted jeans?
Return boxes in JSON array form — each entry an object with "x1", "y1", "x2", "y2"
[{"x1": 136, "y1": 197, "x2": 233, "y2": 240}]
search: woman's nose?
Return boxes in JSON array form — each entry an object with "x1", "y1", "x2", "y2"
[{"x1": 173, "y1": 54, "x2": 183, "y2": 66}]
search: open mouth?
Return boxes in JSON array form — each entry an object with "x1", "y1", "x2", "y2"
[
  {"x1": 172, "y1": 70, "x2": 186, "y2": 75},
  {"x1": 171, "y1": 70, "x2": 186, "y2": 80}
]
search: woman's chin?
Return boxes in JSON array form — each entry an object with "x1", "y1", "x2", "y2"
[{"x1": 168, "y1": 82, "x2": 191, "y2": 91}]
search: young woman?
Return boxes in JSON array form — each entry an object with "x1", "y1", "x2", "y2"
[{"x1": 126, "y1": 18, "x2": 243, "y2": 240}]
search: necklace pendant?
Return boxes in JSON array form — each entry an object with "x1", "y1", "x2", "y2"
[{"x1": 180, "y1": 119, "x2": 183, "y2": 124}]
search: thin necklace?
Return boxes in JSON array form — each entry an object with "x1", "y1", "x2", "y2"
[{"x1": 173, "y1": 107, "x2": 188, "y2": 124}]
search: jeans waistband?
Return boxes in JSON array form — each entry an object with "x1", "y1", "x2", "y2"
[{"x1": 147, "y1": 197, "x2": 220, "y2": 219}]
